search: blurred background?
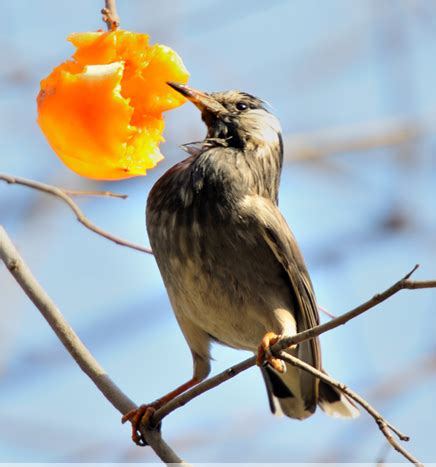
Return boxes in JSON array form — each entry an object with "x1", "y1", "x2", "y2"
[{"x1": 1, "y1": 0, "x2": 436, "y2": 463}]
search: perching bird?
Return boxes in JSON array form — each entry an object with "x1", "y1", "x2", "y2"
[{"x1": 123, "y1": 83, "x2": 358, "y2": 444}]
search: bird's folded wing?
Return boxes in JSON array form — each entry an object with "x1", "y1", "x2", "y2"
[{"x1": 241, "y1": 195, "x2": 322, "y2": 403}]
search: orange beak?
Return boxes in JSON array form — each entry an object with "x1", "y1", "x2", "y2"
[{"x1": 167, "y1": 82, "x2": 226, "y2": 115}]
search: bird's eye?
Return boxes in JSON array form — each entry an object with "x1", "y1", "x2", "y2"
[{"x1": 236, "y1": 102, "x2": 248, "y2": 111}]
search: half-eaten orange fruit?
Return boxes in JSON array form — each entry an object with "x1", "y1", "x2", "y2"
[{"x1": 37, "y1": 30, "x2": 189, "y2": 180}]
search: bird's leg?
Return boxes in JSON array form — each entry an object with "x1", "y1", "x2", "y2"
[
  {"x1": 256, "y1": 331, "x2": 286, "y2": 373},
  {"x1": 122, "y1": 376, "x2": 199, "y2": 445}
]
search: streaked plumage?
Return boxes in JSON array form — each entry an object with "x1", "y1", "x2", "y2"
[{"x1": 146, "y1": 84, "x2": 358, "y2": 420}]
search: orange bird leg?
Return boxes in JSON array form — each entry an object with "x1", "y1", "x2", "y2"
[
  {"x1": 256, "y1": 331, "x2": 286, "y2": 373},
  {"x1": 122, "y1": 377, "x2": 199, "y2": 445}
]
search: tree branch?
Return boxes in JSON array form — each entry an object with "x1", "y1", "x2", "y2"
[
  {"x1": 0, "y1": 173, "x2": 152, "y2": 255},
  {"x1": 101, "y1": 0, "x2": 120, "y2": 31},
  {"x1": 278, "y1": 352, "x2": 423, "y2": 466},
  {"x1": 154, "y1": 264, "x2": 435, "y2": 423},
  {"x1": 151, "y1": 265, "x2": 435, "y2": 465},
  {"x1": 274, "y1": 265, "x2": 436, "y2": 352},
  {"x1": 62, "y1": 189, "x2": 128, "y2": 199},
  {"x1": 284, "y1": 114, "x2": 436, "y2": 162},
  {"x1": 0, "y1": 226, "x2": 183, "y2": 465}
]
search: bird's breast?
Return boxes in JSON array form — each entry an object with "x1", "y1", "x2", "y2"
[{"x1": 147, "y1": 180, "x2": 294, "y2": 350}]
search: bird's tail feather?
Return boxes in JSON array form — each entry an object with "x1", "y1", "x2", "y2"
[
  {"x1": 261, "y1": 365, "x2": 359, "y2": 420},
  {"x1": 318, "y1": 379, "x2": 359, "y2": 418},
  {"x1": 261, "y1": 364, "x2": 316, "y2": 420}
]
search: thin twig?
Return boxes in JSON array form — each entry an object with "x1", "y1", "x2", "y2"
[
  {"x1": 273, "y1": 265, "x2": 435, "y2": 352},
  {"x1": 0, "y1": 173, "x2": 152, "y2": 255},
  {"x1": 318, "y1": 304, "x2": 336, "y2": 319},
  {"x1": 63, "y1": 189, "x2": 128, "y2": 199},
  {"x1": 0, "y1": 226, "x2": 184, "y2": 465},
  {"x1": 278, "y1": 352, "x2": 423, "y2": 466},
  {"x1": 101, "y1": 0, "x2": 120, "y2": 31}
]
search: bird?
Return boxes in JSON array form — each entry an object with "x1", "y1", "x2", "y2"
[{"x1": 122, "y1": 82, "x2": 358, "y2": 445}]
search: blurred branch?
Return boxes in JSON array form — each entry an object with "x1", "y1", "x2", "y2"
[
  {"x1": 376, "y1": 442, "x2": 392, "y2": 466},
  {"x1": 278, "y1": 352, "x2": 422, "y2": 466},
  {"x1": 0, "y1": 173, "x2": 152, "y2": 255},
  {"x1": 101, "y1": 0, "x2": 120, "y2": 31},
  {"x1": 318, "y1": 304, "x2": 336, "y2": 319},
  {"x1": 3, "y1": 115, "x2": 435, "y2": 256},
  {"x1": 63, "y1": 189, "x2": 128, "y2": 199},
  {"x1": 370, "y1": 351, "x2": 436, "y2": 402},
  {"x1": 0, "y1": 226, "x2": 184, "y2": 465},
  {"x1": 284, "y1": 115, "x2": 435, "y2": 162},
  {"x1": 274, "y1": 265, "x2": 436, "y2": 350}
]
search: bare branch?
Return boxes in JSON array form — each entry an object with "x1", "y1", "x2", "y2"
[
  {"x1": 101, "y1": 0, "x2": 120, "y2": 31},
  {"x1": 0, "y1": 226, "x2": 183, "y2": 465},
  {"x1": 153, "y1": 265, "x2": 436, "y2": 430},
  {"x1": 63, "y1": 189, "x2": 128, "y2": 199},
  {"x1": 284, "y1": 114, "x2": 436, "y2": 162},
  {"x1": 278, "y1": 352, "x2": 422, "y2": 466},
  {"x1": 376, "y1": 443, "x2": 392, "y2": 466},
  {"x1": 274, "y1": 265, "x2": 431, "y2": 352},
  {"x1": 0, "y1": 173, "x2": 152, "y2": 255}
]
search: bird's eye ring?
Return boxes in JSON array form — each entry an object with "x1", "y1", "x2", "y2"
[{"x1": 236, "y1": 102, "x2": 248, "y2": 111}]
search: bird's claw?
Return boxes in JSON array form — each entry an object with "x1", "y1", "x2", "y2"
[
  {"x1": 256, "y1": 331, "x2": 286, "y2": 373},
  {"x1": 122, "y1": 404, "x2": 157, "y2": 446}
]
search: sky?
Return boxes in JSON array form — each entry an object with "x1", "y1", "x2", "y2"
[{"x1": 1, "y1": 0, "x2": 436, "y2": 463}]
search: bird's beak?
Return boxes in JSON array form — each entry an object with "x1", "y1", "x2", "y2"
[{"x1": 167, "y1": 82, "x2": 226, "y2": 115}]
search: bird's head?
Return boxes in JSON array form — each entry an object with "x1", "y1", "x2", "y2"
[{"x1": 167, "y1": 82, "x2": 282, "y2": 151}]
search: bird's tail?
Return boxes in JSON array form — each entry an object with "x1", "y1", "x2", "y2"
[
  {"x1": 261, "y1": 364, "x2": 359, "y2": 420},
  {"x1": 318, "y1": 379, "x2": 359, "y2": 418},
  {"x1": 261, "y1": 363, "x2": 316, "y2": 420}
]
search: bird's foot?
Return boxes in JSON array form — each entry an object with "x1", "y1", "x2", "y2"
[
  {"x1": 122, "y1": 404, "x2": 161, "y2": 446},
  {"x1": 121, "y1": 377, "x2": 199, "y2": 446},
  {"x1": 256, "y1": 331, "x2": 285, "y2": 373}
]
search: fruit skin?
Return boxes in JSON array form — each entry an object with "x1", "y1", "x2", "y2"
[{"x1": 37, "y1": 30, "x2": 189, "y2": 180}]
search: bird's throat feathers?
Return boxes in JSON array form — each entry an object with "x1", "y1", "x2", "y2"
[
  {"x1": 187, "y1": 139, "x2": 283, "y2": 206},
  {"x1": 201, "y1": 109, "x2": 284, "y2": 203},
  {"x1": 205, "y1": 108, "x2": 283, "y2": 152}
]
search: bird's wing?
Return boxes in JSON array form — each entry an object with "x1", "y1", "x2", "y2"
[{"x1": 241, "y1": 195, "x2": 321, "y2": 407}]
